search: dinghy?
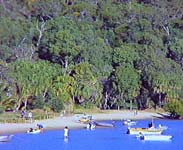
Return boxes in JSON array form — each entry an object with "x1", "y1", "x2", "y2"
[
  {"x1": 139, "y1": 135, "x2": 172, "y2": 141},
  {"x1": 127, "y1": 127, "x2": 164, "y2": 135},
  {"x1": 0, "y1": 135, "x2": 13, "y2": 142},
  {"x1": 123, "y1": 120, "x2": 137, "y2": 126},
  {"x1": 27, "y1": 129, "x2": 42, "y2": 134},
  {"x1": 95, "y1": 122, "x2": 114, "y2": 128}
]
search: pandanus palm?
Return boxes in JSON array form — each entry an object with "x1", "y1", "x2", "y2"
[{"x1": 9, "y1": 60, "x2": 63, "y2": 110}]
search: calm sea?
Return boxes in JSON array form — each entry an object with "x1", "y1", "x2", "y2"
[{"x1": 0, "y1": 119, "x2": 183, "y2": 150}]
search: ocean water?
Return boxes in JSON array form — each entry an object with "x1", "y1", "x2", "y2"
[{"x1": 0, "y1": 119, "x2": 183, "y2": 150}]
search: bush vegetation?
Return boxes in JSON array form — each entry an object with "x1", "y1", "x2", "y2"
[{"x1": 1, "y1": 0, "x2": 183, "y2": 118}]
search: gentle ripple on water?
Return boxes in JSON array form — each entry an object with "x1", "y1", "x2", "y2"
[{"x1": 0, "y1": 119, "x2": 183, "y2": 150}]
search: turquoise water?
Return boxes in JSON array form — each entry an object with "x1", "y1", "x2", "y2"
[{"x1": 0, "y1": 119, "x2": 183, "y2": 150}]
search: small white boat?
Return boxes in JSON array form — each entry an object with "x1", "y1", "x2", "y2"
[
  {"x1": 0, "y1": 135, "x2": 13, "y2": 142},
  {"x1": 95, "y1": 122, "x2": 114, "y2": 128},
  {"x1": 123, "y1": 120, "x2": 137, "y2": 126},
  {"x1": 127, "y1": 127, "x2": 164, "y2": 135},
  {"x1": 157, "y1": 124, "x2": 168, "y2": 130},
  {"x1": 27, "y1": 129, "x2": 42, "y2": 134},
  {"x1": 86, "y1": 122, "x2": 96, "y2": 130},
  {"x1": 79, "y1": 115, "x2": 92, "y2": 124},
  {"x1": 139, "y1": 135, "x2": 172, "y2": 141}
]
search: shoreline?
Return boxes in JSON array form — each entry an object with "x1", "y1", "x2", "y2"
[{"x1": 0, "y1": 110, "x2": 168, "y2": 135}]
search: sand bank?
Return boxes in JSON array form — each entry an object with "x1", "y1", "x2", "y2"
[{"x1": 0, "y1": 110, "x2": 167, "y2": 134}]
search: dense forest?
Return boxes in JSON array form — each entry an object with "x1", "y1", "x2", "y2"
[{"x1": 1, "y1": 0, "x2": 183, "y2": 117}]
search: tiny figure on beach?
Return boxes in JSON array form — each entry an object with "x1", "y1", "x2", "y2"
[
  {"x1": 134, "y1": 109, "x2": 138, "y2": 116},
  {"x1": 90, "y1": 123, "x2": 96, "y2": 130},
  {"x1": 64, "y1": 126, "x2": 69, "y2": 139},
  {"x1": 86, "y1": 122, "x2": 96, "y2": 130},
  {"x1": 28, "y1": 128, "x2": 33, "y2": 133},
  {"x1": 37, "y1": 124, "x2": 44, "y2": 132},
  {"x1": 28, "y1": 111, "x2": 33, "y2": 123},
  {"x1": 21, "y1": 110, "x2": 27, "y2": 119},
  {"x1": 86, "y1": 123, "x2": 91, "y2": 129}
]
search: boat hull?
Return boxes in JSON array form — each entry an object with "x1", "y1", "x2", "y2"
[
  {"x1": 123, "y1": 120, "x2": 137, "y2": 126},
  {"x1": 79, "y1": 115, "x2": 92, "y2": 124},
  {"x1": 141, "y1": 135, "x2": 172, "y2": 141},
  {"x1": 127, "y1": 128, "x2": 163, "y2": 135},
  {"x1": 0, "y1": 135, "x2": 13, "y2": 142},
  {"x1": 79, "y1": 118, "x2": 91, "y2": 124},
  {"x1": 27, "y1": 129, "x2": 41, "y2": 134},
  {"x1": 95, "y1": 122, "x2": 114, "y2": 128}
]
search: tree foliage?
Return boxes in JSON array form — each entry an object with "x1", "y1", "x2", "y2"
[
  {"x1": 165, "y1": 100, "x2": 183, "y2": 118},
  {"x1": 1, "y1": 0, "x2": 183, "y2": 115}
]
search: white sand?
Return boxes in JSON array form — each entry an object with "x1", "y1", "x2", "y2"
[{"x1": 0, "y1": 110, "x2": 166, "y2": 134}]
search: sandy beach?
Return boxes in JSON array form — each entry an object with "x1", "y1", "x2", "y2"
[{"x1": 0, "y1": 110, "x2": 167, "y2": 134}]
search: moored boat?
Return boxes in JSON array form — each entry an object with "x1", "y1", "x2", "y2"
[
  {"x1": 123, "y1": 120, "x2": 137, "y2": 126},
  {"x1": 79, "y1": 115, "x2": 92, "y2": 124},
  {"x1": 139, "y1": 135, "x2": 172, "y2": 141},
  {"x1": 127, "y1": 127, "x2": 164, "y2": 135},
  {"x1": 157, "y1": 124, "x2": 168, "y2": 130},
  {"x1": 0, "y1": 135, "x2": 13, "y2": 142},
  {"x1": 95, "y1": 122, "x2": 114, "y2": 128},
  {"x1": 79, "y1": 118, "x2": 91, "y2": 124},
  {"x1": 27, "y1": 129, "x2": 42, "y2": 134}
]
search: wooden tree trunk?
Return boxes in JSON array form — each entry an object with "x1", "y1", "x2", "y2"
[
  {"x1": 16, "y1": 98, "x2": 22, "y2": 111},
  {"x1": 24, "y1": 97, "x2": 28, "y2": 110},
  {"x1": 130, "y1": 99, "x2": 132, "y2": 111},
  {"x1": 103, "y1": 92, "x2": 109, "y2": 109}
]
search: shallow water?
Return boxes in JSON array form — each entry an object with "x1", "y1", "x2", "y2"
[{"x1": 0, "y1": 119, "x2": 183, "y2": 150}]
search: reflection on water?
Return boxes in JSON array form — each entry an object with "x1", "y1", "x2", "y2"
[
  {"x1": 0, "y1": 119, "x2": 183, "y2": 150},
  {"x1": 64, "y1": 137, "x2": 69, "y2": 143}
]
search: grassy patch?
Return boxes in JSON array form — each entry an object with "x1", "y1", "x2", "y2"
[
  {"x1": 0, "y1": 112, "x2": 21, "y2": 123},
  {"x1": 0, "y1": 109, "x2": 60, "y2": 123},
  {"x1": 73, "y1": 105, "x2": 104, "y2": 114}
]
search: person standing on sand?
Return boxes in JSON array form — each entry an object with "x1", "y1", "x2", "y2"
[
  {"x1": 28, "y1": 111, "x2": 33, "y2": 123},
  {"x1": 37, "y1": 124, "x2": 44, "y2": 132},
  {"x1": 134, "y1": 109, "x2": 138, "y2": 115},
  {"x1": 64, "y1": 126, "x2": 69, "y2": 139}
]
